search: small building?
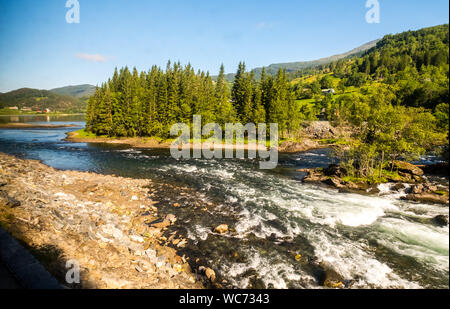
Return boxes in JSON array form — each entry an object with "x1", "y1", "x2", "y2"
[
  {"x1": 21, "y1": 107, "x2": 32, "y2": 111},
  {"x1": 322, "y1": 88, "x2": 335, "y2": 95},
  {"x1": 43, "y1": 108, "x2": 51, "y2": 113},
  {"x1": 7, "y1": 106, "x2": 18, "y2": 110}
]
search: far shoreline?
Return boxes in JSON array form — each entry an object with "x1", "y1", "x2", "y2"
[
  {"x1": 64, "y1": 129, "x2": 331, "y2": 153},
  {"x1": 0, "y1": 123, "x2": 81, "y2": 129}
]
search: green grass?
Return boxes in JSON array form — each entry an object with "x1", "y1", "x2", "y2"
[
  {"x1": 341, "y1": 175, "x2": 389, "y2": 184},
  {"x1": 318, "y1": 138, "x2": 350, "y2": 145},
  {"x1": 341, "y1": 169, "x2": 408, "y2": 185},
  {"x1": 73, "y1": 129, "x2": 103, "y2": 138}
]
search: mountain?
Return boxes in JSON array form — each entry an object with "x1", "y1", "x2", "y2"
[
  {"x1": 50, "y1": 84, "x2": 96, "y2": 98},
  {"x1": 0, "y1": 88, "x2": 87, "y2": 112},
  {"x1": 218, "y1": 39, "x2": 380, "y2": 81}
]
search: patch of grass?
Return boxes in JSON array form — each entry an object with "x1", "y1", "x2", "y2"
[
  {"x1": 318, "y1": 138, "x2": 350, "y2": 145},
  {"x1": 341, "y1": 175, "x2": 388, "y2": 184},
  {"x1": 73, "y1": 129, "x2": 106, "y2": 138}
]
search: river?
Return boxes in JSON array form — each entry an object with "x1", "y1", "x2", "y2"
[{"x1": 0, "y1": 115, "x2": 448, "y2": 289}]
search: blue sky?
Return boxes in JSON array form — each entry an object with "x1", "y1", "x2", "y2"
[{"x1": 0, "y1": 0, "x2": 448, "y2": 92}]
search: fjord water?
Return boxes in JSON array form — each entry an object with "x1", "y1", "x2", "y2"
[{"x1": 0, "y1": 115, "x2": 448, "y2": 289}]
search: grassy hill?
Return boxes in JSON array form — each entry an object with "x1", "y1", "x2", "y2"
[
  {"x1": 0, "y1": 88, "x2": 87, "y2": 113},
  {"x1": 290, "y1": 24, "x2": 449, "y2": 123},
  {"x1": 50, "y1": 84, "x2": 96, "y2": 99}
]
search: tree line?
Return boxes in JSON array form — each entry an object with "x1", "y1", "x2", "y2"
[{"x1": 86, "y1": 62, "x2": 302, "y2": 139}]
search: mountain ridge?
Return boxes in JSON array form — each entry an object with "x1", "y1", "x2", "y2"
[{"x1": 216, "y1": 39, "x2": 381, "y2": 81}]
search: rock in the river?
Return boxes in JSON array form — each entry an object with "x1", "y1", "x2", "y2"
[
  {"x1": 205, "y1": 268, "x2": 216, "y2": 282},
  {"x1": 433, "y1": 215, "x2": 449, "y2": 227},
  {"x1": 322, "y1": 177, "x2": 343, "y2": 188},
  {"x1": 391, "y1": 161, "x2": 424, "y2": 176},
  {"x1": 214, "y1": 224, "x2": 229, "y2": 234},
  {"x1": 318, "y1": 263, "x2": 346, "y2": 289},
  {"x1": 411, "y1": 184, "x2": 425, "y2": 194},
  {"x1": 402, "y1": 193, "x2": 449, "y2": 205}
]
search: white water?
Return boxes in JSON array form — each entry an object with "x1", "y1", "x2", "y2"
[{"x1": 156, "y1": 157, "x2": 449, "y2": 289}]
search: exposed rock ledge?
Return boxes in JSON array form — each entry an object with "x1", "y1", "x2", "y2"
[
  {"x1": 0, "y1": 152, "x2": 203, "y2": 289},
  {"x1": 300, "y1": 162, "x2": 449, "y2": 205}
]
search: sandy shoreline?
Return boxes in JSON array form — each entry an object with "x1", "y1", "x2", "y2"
[{"x1": 0, "y1": 152, "x2": 205, "y2": 289}]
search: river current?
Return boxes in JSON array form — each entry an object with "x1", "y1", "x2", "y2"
[{"x1": 0, "y1": 115, "x2": 448, "y2": 289}]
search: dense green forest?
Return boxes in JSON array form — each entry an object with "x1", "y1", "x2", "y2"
[
  {"x1": 86, "y1": 24, "x2": 449, "y2": 177},
  {"x1": 85, "y1": 62, "x2": 299, "y2": 138}
]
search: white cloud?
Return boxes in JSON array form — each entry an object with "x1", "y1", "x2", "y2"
[{"x1": 75, "y1": 53, "x2": 108, "y2": 62}]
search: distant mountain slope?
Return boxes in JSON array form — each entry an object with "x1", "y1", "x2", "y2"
[
  {"x1": 50, "y1": 84, "x2": 96, "y2": 98},
  {"x1": 0, "y1": 88, "x2": 87, "y2": 112},
  {"x1": 218, "y1": 39, "x2": 380, "y2": 81}
]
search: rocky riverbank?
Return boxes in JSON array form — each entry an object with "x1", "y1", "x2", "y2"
[
  {"x1": 301, "y1": 161, "x2": 449, "y2": 206},
  {"x1": 0, "y1": 152, "x2": 206, "y2": 289}
]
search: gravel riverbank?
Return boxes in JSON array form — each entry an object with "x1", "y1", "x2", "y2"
[{"x1": 0, "y1": 152, "x2": 204, "y2": 289}]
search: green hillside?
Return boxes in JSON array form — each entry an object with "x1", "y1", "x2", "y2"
[
  {"x1": 0, "y1": 88, "x2": 87, "y2": 113},
  {"x1": 50, "y1": 84, "x2": 96, "y2": 98}
]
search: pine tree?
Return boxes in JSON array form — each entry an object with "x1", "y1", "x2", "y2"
[{"x1": 215, "y1": 64, "x2": 236, "y2": 126}]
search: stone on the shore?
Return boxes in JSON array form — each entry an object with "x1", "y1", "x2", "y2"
[
  {"x1": 214, "y1": 224, "x2": 229, "y2": 234},
  {"x1": 0, "y1": 192, "x2": 21, "y2": 208},
  {"x1": 165, "y1": 214, "x2": 177, "y2": 224}
]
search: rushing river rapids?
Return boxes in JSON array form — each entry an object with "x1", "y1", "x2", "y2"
[{"x1": 0, "y1": 115, "x2": 448, "y2": 289}]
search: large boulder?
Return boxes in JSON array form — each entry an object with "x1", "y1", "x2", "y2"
[{"x1": 391, "y1": 161, "x2": 424, "y2": 176}]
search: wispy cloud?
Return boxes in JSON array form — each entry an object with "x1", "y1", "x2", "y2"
[
  {"x1": 75, "y1": 53, "x2": 108, "y2": 62},
  {"x1": 255, "y1": 22, "x2": 274, "y2": 30}
]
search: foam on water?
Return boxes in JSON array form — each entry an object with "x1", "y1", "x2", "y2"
[{"x1": 180, "y1": 161, "x2": 447, "y2": 288}]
